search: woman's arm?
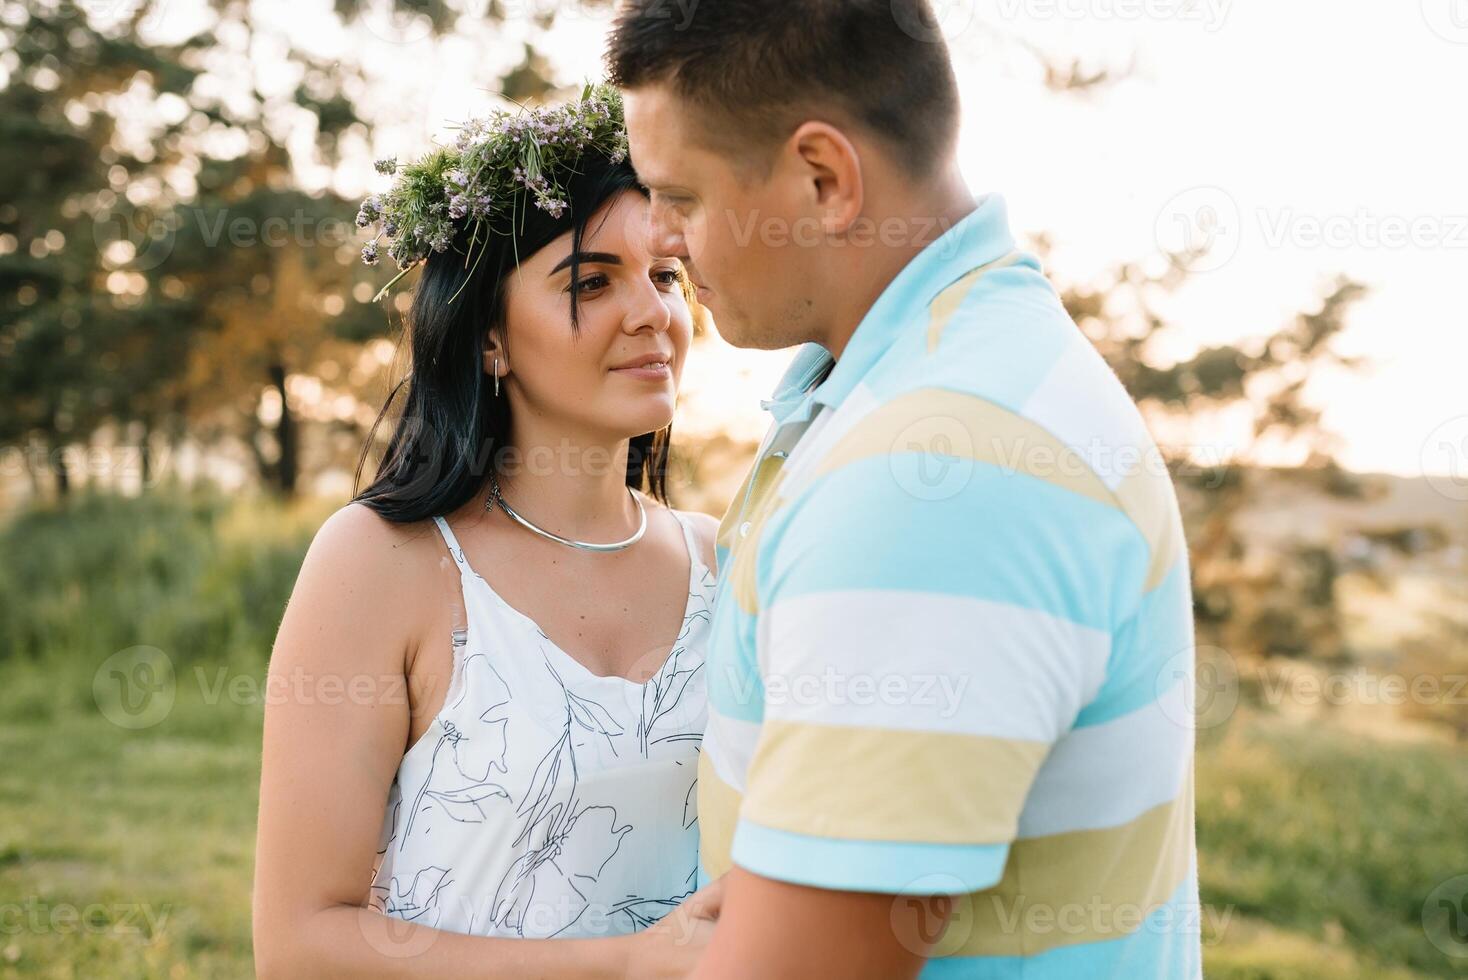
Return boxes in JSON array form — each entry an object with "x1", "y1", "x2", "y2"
[{"x1": 252, "y1": 503, "x2": 717, "y2": 979}]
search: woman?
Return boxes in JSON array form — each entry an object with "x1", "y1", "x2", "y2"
[{"x1": 252, "y1": 86, "x2": 721, "y2": 977}]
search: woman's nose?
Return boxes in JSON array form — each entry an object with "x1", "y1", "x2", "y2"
[{"x1": 624, "y1": 277, "x2": 673, "y2": 334}]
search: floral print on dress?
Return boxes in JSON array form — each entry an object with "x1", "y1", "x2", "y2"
[{"x1": 369, "y1": 511, "x2": 711, "y2": 940}]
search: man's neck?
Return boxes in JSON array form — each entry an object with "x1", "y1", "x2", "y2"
[{"x1": 818, "y1": 174, "x2": 977, "y2": 362}]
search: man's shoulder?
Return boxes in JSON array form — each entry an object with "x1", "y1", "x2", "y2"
[
  {"x1": 856, "y1": 282, "x2": 1164, "y2": 491},
  {"x1": 772, "y1": 317, "x2": 1180, "y2": 607}
]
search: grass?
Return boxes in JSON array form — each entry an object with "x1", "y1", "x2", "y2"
[
  {"x1": 1, "y1": 490, "x2": 1465, "y2": 978},
  {"x1": 1195, "y1": 713, "x2": 1468, "y2": 978},
  {"x1": 0, "y1": 661, "x2": 263, "y2": 978}
]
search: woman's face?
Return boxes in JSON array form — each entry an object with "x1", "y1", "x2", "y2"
[{"x1": 495, "y1": 188, "x2": 694, "y2": 447}]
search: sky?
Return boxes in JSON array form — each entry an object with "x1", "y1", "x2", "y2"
[{"x1": 141, "y1": 0, "x2": 1468, "y2": 481}]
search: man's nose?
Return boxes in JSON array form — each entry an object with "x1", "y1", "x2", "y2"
[{"x1": 649, "y1": 203, "x2": 688, "y2": 259}]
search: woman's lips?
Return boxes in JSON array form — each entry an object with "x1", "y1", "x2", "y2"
[{"x1": 611, "y1": 361, "x2": 672, "y2": 381}]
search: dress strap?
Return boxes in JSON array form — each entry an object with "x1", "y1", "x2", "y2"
[
  {"x1": 431, "y1": 516, "x2": 476, "y2": 576},
  {"x1": 670, "y1": 509, "x2": 707, "y2": 576}
]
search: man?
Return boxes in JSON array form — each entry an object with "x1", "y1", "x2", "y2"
[{"x1": 609, "y1": 2, "x2": 1202, "y2": 976}]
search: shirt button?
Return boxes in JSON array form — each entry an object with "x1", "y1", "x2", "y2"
[{"x1": 739, "y1": 521, "x2": 752, "y2": 538}]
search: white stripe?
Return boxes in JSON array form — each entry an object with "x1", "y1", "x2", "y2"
[
  {"x1": 703, "y1": 707, "x2": 761, "y2": 793},
  {"x1": 779, "y1": 382, "x2": 882, "y2": 497},
  {"x1": 758, "y1": 590, "x2": 1110, "y2": 742},
  {"x1": 1018, "y1": 674, "x2": 1195, "y2": 837},
  {"x1": 1020, "y1": 335, "x2": 1159, "y2": 492}
]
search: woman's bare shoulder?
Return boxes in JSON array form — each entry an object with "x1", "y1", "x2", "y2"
[
  {"x1": 276, "y1": 502, "x2": 445, "y2": 671},
  {"x1": 310, "y1": 501, "x2": 441, "y2": 579}
]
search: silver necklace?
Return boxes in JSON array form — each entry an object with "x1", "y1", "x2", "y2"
[{"x1": 485, "y1": 472, "x2": 646, "y2": 553}]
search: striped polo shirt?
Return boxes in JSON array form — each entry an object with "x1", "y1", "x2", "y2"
[{"x1": 697, "y1": 194, "x2": 1202, "y2": 977}]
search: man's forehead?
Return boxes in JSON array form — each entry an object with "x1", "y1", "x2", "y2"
[{"x1": 622, "y1": 87, "x2": 689, "y2": 181}]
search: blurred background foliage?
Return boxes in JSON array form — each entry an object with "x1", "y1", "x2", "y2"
[{"x1": 1, "y1": 1, "x2": 1465, "y2": 977}]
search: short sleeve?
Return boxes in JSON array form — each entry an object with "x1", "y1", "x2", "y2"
[{"x1": 730, "y1": 441, "x2": 1148, "y2": 894}]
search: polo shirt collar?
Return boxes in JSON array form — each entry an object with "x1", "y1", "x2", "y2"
[
  {"x1": 759, "y1": 341, "x2": 833, "y2": 424},
  {"x1": 811, "y1": 192, "x2": 1017, "y2": 412}
]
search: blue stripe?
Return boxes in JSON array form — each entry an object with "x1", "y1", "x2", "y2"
[
  {"x1": 705, "y1": 599, "x2": 764, "y2": 722},
  {"x1": 1074, "y1": 557, "x2": 1194, "y2": 728},
  {"x1": 761, "y1": 457, "x2": 1149, "y2": 633},
  {"x1": 731, "y1": 819, "x2": 1009, "y2": 894},
  {"x1": 812, "y1": 196, "x2": 1020, "y2": 413},
  {"x1": 872, "y1": 266, "x2": 1075, "y2": 413},
  {"x1": 918, "y1": 872, "x2": 1204, "y2": 978}
]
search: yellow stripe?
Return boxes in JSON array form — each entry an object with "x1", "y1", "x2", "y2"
[
  {"x1": 697, "y1": 751, "x2": 742, "y2": 881},
  {"x1": 935, "y1": 769, "x2": 1196, "y2": 958},
  {"x1": 715, "y1": 463, "x2": 754, "y2": 553},
  {"x1": 739, "y1": 720, "x2": 1051, "y2": 844},
  {"x1": 1113, "y1": 466, "x2": 1187, "y2": 591},
  {"x1": 815, "y1": 387, "x2": 1119, "y2": 511},
  {"x1": 728, "y1": 453, "x2": 789, "y2": 615},
  {"x1": 927, "y1": 251, "x2": 1024, "y2": 353},
  {"x1": 813, "y1": 387, "x2": 1186, "y2": 590}
]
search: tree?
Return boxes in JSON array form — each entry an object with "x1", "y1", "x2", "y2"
[
  {"x1": 1, "y1": 0, "x2": 579, "y2": 498},
  {"x1": 1047, "y1": 232, "x2": 1371, "y2": 660}
]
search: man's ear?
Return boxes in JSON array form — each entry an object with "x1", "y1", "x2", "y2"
[{"x1": 786, "y1": 121, "x2": 864, "y2": 238}]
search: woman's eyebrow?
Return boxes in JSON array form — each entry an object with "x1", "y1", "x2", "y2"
[{"x1": 548, "y1": 251, "x2": 622, "y2": 276}]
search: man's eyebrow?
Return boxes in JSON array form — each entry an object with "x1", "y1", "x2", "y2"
[
  {"x1": 648, "y1": 184, "x2": 690, "y2": 197},
  {"x1": 548, "y1": 251, "x2": 622, "y2": 276}
]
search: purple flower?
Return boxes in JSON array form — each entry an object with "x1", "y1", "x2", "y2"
[
  {"x1": 361, "y1": 241, "x2": 379, "y2": 265},
  {"x1": 374, "y1": 158, "x2": 397, "y2": 176},
  {"x1": 535, "y1": 195, "x2": 567, "y2": 218},
  {"x1": 356, "y1": 195, "x2": 382, "y2": 227}
]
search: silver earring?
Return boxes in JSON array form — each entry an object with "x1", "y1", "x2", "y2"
[{"x1": 494, "y1": 357, "x2": 500, "y2": 397}]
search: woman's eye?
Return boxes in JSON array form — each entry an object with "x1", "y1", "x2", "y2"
[
  {"x1": 571, "y1": 274, "x2": 609, "y2": 294},
  {"x1": 652, "y1": 268, "x2": 684, "y2": 287}
]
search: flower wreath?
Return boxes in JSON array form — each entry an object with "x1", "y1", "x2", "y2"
[{"x1": 357, "y1": 82, "x2": 630, "y2": 303}]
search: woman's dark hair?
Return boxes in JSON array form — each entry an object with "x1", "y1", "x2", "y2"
[{"x1": 351, "y1": 152, "x2": 671, "y2": 524}]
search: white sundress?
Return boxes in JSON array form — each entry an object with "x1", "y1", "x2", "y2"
[{"x1": 369, "y1": 508, "x2": 714, "y2": 940}]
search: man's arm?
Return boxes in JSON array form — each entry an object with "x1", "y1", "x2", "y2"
[{"x1": 693, "y1": 868, "x2": 951, "y2": 980}]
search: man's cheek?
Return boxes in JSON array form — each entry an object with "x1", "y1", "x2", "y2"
[{"x1": 684, "y1": 217, "x2": 715, "y2": 268}]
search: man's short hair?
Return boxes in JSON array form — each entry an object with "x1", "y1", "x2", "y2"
[{"x1": 606, "y1": 0, "x2": 962, "y2": 179}]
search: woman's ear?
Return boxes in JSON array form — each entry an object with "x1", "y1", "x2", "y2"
[{"x1": 482, "y1": 329, "x2": 508, "y2": 380}]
